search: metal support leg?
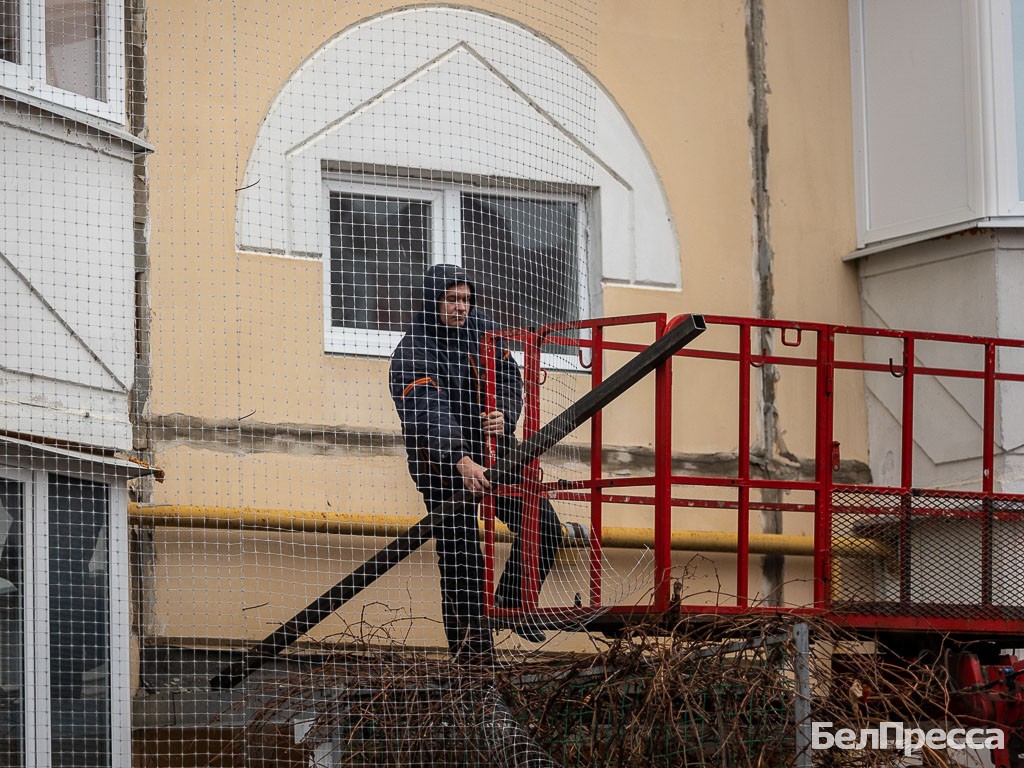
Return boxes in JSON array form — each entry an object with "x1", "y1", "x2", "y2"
[{"x1": 793, "y1": 622, "x2": 812, "y2": 768}]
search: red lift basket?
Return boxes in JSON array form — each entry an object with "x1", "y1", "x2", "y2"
[{"x1": 481, "y1": 314, "x2": 1024, "y2": 641}]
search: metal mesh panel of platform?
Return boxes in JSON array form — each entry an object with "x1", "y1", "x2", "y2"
[{"x1": 831, "y1": 489, "x2": 1024, "y2": 621}]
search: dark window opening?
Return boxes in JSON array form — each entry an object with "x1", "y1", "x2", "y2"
[
  {"x1": 462, "y1": 194, "x2": 580, "y2": 354},
  {"x1": 0, "y1": 479, "x2": 23, "y2": 768},
  {"x1": 0, "y1": 0, "x2": 19, "y2": 64},
  {"x1": 330, "y1": 192, "x2": 432, "y2": 335},
  {"x1": 49, "y1": 474, "x2": 110, "y2": 768}
]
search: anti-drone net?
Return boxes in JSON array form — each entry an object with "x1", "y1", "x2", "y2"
[{"x1": 0, "y1": 1, "x2": 702, "y2": 765}]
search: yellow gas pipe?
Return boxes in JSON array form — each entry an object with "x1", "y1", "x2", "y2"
[{"x1": 128, "y1": 503, "x2": 887, "y2": 558}]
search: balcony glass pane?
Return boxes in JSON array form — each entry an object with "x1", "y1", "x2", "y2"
[{"x1": 49, "y1": 474, "x2": 110, "y2": 768}]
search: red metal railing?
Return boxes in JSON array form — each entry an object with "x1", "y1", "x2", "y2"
[{"x1": 482, "y1": 313, "x2": 1024, "y2": 637}]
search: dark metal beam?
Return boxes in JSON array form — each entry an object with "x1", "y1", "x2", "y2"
[{"x1": 210, "y1": 314, "x2": 704, "y2": 689}]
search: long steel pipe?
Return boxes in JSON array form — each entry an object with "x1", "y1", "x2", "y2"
[{"x1": 128, "y1": 503, "x2": 887, "y2": 557}]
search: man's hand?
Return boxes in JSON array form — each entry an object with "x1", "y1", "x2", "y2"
[
  {"x1": 455, "y1": 455, "x2": 491, "y2": 496},
  {"x1": 482, "y1": 410, "x2": 505, "y2": 436}
]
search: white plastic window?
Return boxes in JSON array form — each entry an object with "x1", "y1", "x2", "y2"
[
  {"x1": 323, "y1": 177, "x2": 588, "y2": 363},
  {"x1": 0, "y1": 0, "x2": 124, "y2": 123},
  {"x1": 0, "y1": 464, "x2": 128, "y2": 768}
]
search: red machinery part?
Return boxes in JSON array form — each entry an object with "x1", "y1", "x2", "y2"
[{"x1": 949, "y1": 652, "x2": 1024, "y2": 768}]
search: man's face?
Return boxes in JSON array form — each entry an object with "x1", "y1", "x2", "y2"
[{"x1": 438, "y1": 283, "x2": 471, "y2": 328}]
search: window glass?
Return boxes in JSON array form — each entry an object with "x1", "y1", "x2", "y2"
[
  {"x1": 1014, "y1": 0, "x2": 1024, "y2": 200},
  {"x1": 324, "y1": 184, "x2": 585, "y2": 358},
  {"x1": 0, "y1": 479, "x2": 23, "y2": 768},
  {"x1": 329, "y1": 192, "x2": 432, "y2": 334},
  {"x1": 461, "y1": 194, "x2": 579, "y2": 332},
  {"x1": 45, "y1": 0, "x2": 105, "y2": 101},
  {"x1": 48, "y1": 474, "x2": 109, "y2": 768},
  {"x1": 0, "y1": 0, "x2": 18, "y2": 64}
]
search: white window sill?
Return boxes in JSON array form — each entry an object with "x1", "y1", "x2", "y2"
[
  {"x1": 324, "y1": 328, "x2": 587, "y2": 373},
  {"x1": 843, "y1": 216, "x2": 1024, "y2": 262}
]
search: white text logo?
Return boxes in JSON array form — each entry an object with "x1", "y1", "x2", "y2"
[{"x1": 811, "y1": 722, "x2": 1004, "y2": 757}]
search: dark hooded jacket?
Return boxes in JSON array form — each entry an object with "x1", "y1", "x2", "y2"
[{"x1": 389, "y1": 264, "x2": 523, "y2": 506}]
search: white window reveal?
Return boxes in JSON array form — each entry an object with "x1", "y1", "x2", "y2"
[
  {"x1": 0, "y1": 0, "x2": 124, "y2": 123},
  {"x1": 236, "y1": 7, "x2": 680, "y2": 293},
  {"x1": 323, "y1": 178, "x2": 587, "y2": 360}
]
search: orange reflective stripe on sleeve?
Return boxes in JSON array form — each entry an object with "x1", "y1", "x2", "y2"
[{"x1": 401, "y1": 377, "x2": 440, "y2": 399}]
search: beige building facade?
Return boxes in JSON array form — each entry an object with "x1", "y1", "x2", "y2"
[
  {"x1": 9, "y1": 0, "x2": 1024, "y2": 763},
  {"x1": 137, "y1": 0, "x2": 864, "y2": 656}
]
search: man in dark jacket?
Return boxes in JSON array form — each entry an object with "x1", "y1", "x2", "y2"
[{"x1": 389, "y1": 263, "x2": 562, "y2": 661}]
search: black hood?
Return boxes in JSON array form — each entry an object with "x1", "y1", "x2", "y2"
[{"x1": 415, "y1": 263, "x2": 477, "y2": 333}]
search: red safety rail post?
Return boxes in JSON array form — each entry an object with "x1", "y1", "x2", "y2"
[
  {"x1": 983, "y1": 342, "x2": 997, "y2": 496},
  {"x1": 982, "y1": 341, "x2": 996, "y2": 606},
  {"x1": 480, "y1": 331, "x2": 499, "y2": 612},
  {"x1": 737, "y1": 322, "x2": 752, "y2": 608},
  {"x1": 898, "y1": 336, "x2": 915, "y2": 606},
  {"x1": 813, "y1": 326, "x2": 836, "y2": 608},
  {"x1": 589, "y1": 326, "x2": 604, "y2": 609},
  {"x1": 654, "y1": 315, "x2": 672, "y2": 612},
  {"x1": 520, "y1": 330, "x2": 544, "y2": 612}
]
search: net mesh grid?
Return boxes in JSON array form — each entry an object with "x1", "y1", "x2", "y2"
[
  {"x1": 17, "y1": 2, "x2": 1009, "y2": 766},
  {"x1": 0, "y1": 0, "x2": 711, "y2": 764},
  {"x1": 12, "y1": 4, "x2": 1024, "y2": 765},
  {"x1": 152, "y1": 2, "x2": 629, "y2": 763}
]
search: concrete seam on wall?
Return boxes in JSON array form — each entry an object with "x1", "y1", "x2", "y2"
[
  {"x1": 746, "y1": 0, "x2": 785, "y2": 606},
  {"x1": 139, "y1": 413, "x2": 870, "y2": 483}
]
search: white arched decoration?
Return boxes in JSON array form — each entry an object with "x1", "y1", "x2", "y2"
[{"x1": 236, "y1": 6, "x2": 681, "y2": 305}]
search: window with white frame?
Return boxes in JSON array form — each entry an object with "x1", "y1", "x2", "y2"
[
  {"x1": 323, "y1": 177, "x2": 587, "y2": 360},
  {"x1": 0, "y1": 0, "x2": 124, "y2": 123},
  {"x1": 0, "y1": 463, "x2": 128, "y2": 768}
]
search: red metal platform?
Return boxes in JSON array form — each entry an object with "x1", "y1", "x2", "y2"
[{"x1": 482, "y1": 314, "x2": 1024, "y2": 640}]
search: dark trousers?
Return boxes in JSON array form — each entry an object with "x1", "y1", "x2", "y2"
[{"x1": 432, "y1": 494, "x2": 562, "y2": 660}]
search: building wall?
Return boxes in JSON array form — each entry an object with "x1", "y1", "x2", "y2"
[
  {"x1": 141, "y1": 1, "x2": 865, "y2": 650},
  {"x1": 847, "y1": 1, "x2": 1024, "y2": 498},
  {"x1": 858, "y1": 228, "x2": 1024, "y2": 495},
  {"x1": 0, "y1": 105, "x2": 137, "y2": 451},
  {"x1": 1, "y1": 27, "x2": 145, "y2": 759}
]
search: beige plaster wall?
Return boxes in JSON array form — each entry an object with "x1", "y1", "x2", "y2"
[
  {"x1": 151, "y1": 522, "x2": 768, "y2": 651},
  {"x1": 598, "y1": 1, "x2": 754, "y2": 316},
  {"x1": 143, "y1": 0, "x2": 862, "y2": 644},
  {"x1": 764, "y1": 0, "x2": 864, "y2": 464}
]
